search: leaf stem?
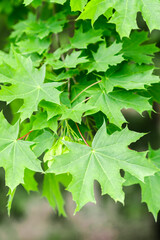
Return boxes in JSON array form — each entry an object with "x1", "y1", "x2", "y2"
[
  {"x1": 17, "y1": 131, "x2": 33, "y2": 141},
  {"x1": 82, "y1": 97, "x2": 91, "y2": 103},
  {"x1": 71, "y1": 80, "x2": 101, "y2": 103},
  {"x1": 75, "y1": 123, "x2": 90, "y2": 147}
]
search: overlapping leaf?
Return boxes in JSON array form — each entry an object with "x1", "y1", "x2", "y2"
[
  {"x1": 85, "y1": 83, "x2": 151, "y2": 127},
  {"x1": 17, "y1": 37, "x2": 50, "y2": 55},
  {"x1": 47, "y1": 123, "x2": 156, "y2": 211},
  {"x1": 0, "y1": 51, "x2": 62, "y2": 120},
  {"x1": 11, "y1": 13, "x2": 66, "y2": 40},
  {"x1": 46, "y1": 51, "x2": 88, "y2": 69},
  {"x1": 124, "y1": 148, "x2": 160, "y2": 219},
  {"x1": 3, "y1": 0, "x2": 160, "y2": 218},
  {"x1": 70, "y1": 27, "x2": 103, "y2": 49},
  {"x1": 102, "y1": 63, "x2": 160, "y2": 93},
  {"x1": 87, "y1": 42, "x2": 124, "y2": 72},
  {"x1": 0, "y1": 112, "x2": 42, "y2": 191},
  {"x1": 122, "y1": 31, "x2": 159, "y2": 64},
  {"x1": 42, "y1": 173, "x2": 68, "y2": 216},
  {"x1": 79, "y1": 0, "x2": 160, "y2": 37}
]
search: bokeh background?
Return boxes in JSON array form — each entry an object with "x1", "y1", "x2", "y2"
[{"x1": 0, "y1": 1, "x2": 160, "y2": 240}]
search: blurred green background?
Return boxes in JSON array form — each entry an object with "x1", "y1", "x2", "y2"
[{"x1": 0, "y1": 1, "x2": 160, "y2": 240}]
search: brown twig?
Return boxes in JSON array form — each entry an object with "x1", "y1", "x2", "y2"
[{"x1": 71, "y1": 80, "x2": 101, "y2": 103}]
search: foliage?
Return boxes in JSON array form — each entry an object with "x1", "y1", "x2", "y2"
[{"x1": 0, "y1": 0, "x2": 160, "y2": 219}]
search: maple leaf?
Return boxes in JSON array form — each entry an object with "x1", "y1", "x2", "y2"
[
  {"x1": 47, "y1": 123, "x2": 156, "y2": 212},
  {"x1": 10, "y1": 13, "x2": 35, "y2": 41},
  {"x1": 148, "y1": 83, "x2": 160, "y2": 104},
  {"x1": 70, "y1": 27, "x2": 103, "y2": 49},
  {"x1": 0, "y1": 51, "x2": 62, "y2": 120},
  {"x1": 87, "y1": 42, "x2": 124, "y2": 72},
  {"x1": 39, "y1": 101, "x2": 64, "y2": 119},
  {"x1": 7, "y1": 169, "x2": 38, "y2": 215},
  {"x1": 0, "y1": 112, "x2": 42, "y2": 191},
  {"x1": 78, "y1": 0, "x2": 112, "y2": 25},
  {"x1": 40, "y1": 100, "x2": 94, "y2": 124},
  {"x1": 32, "y1": 112, "x2": 59, "y2": 132},
  {"x1": 85, "y1": 83, "x2": 151, "y2": 127},
  {"x1": 140, "y1": 173, "x2": 160, "y2": 219},
  {"x1": 79, "y1": 0, "x2": 160, "y2": 37},
  {"x1": 23, "y1": 169, "x2": 38, "y2": 193},
  {"x1": 46, "y1": 51, "x2": 88, "y2": 69},
  {"x1": 27, "y1": 19, "x2": 65, "y2": 39},
  {"x1": 31, "y1": 130, "x2": 56, "y2": 157},
  {"x1": 60, "y1": 102, "x2": 95, "y2": 124},
  {"x1": 11, "y1": 13, "x2": 66, "y2": 40},
  {"x1": 16, "y1": 37, "x2": 50, "y2": 55},
  {"x1": 102, "y1": 63, "x2": 160, "y2": 93},
  {"x1": 124, "y1": 148, "x2": 160, "y2": 219},
  {"x1": 46, "y1": 69, "x2": 79, "y2": 82},
  {"x1": 122, "y1": 31, "x2": 159, "y2": 64},
  {"x1": 42, "y1": 173, "x2": 68, "y2": 216}
]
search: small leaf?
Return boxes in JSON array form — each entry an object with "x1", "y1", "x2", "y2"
[
  {"x1": 122, "y1": 31, "x2": 159, "y2": 64},
  {"x1": 42, "y1": 173, "x2": 68, "y2": 216},
  {"x1": 88, "y1": 42, "x2": 124, "y2": 73},
  {"x1": 0, "y1": 51, "x2": 62, "y2": 120},
  {"x1": 0, "y1": 112, "x2": 42, "y2": 191}
]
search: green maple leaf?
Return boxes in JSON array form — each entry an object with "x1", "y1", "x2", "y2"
[
  {"x1": 40, "y1": 100, "x2": 94, "y2": 124},
  {"x1": 141, "y1": 148, "x2": 160, "y2": 219},
  {"x1": 31, "y1": 112, "x2": 59, "y2": 132},
  {"x1": 60, "y1": 102, "x2": 95, "y2": 124},
  {"x1": 8, "y1": 169, "x2": 38, "y2": 215},
  {"x1": 47, "y1": 123, "x2": 156, "y2": 212},
  {"x1": 88, "y1": 42, "x2": 124, "y2": 72},
  {"x1": 24, "y1": 14, "x2": 66, "y2": 39},
  {"x1": 47, "y1": 51, "x2": 88, "y2": 69},
  {"x1": 31, "y1": 130, "x2": 56, "y2": 157},
  {"x1": 70, "y1": 0, "x2": 88, "y2": 11},
  {"x1": 46, "y1": 69, "x2": 79, "y2": 82},
  {"x1": 42, "y1": 173, "x2": 68, "y2": 216},
  {"x1": 102, "y1": 63, "x2": 160, "y2": 93},
  {"x1": 62, "y1": 51, "x2": 89, "y2": 68},
  {"x1": 23, "y1": 169, "x2": 38, "y2": 193},
  {"x1": 85, "y1": 84, "x2": 151, "y2": 127},
  {"x1": 16, "y1": 37, "x2": 50, "y2": 55},
  {"x1": 122, "y1": 31, "x2": 159, "y2": 64},
  {"x1": 70, "y1": 27, "x2": 103, "y2": 49},
  {"x1": 39, "y1": 101, "x2": 64, "y2": 119},
  {"x1": 79, "y1": 0, "x2": 160, "y2": 37},
  {"x1": 0, "y1": 51, "x2": 62, "y2": 120},
  {"x1": 140, "y1": 173, "x2": 160, "y2": 219},
  {"x1": 0, "y1": 112, "x2": 42, "y2": 191},
  {"x1": 124, "y1": 148, "x2": 160, "y2": 219},
  {"x1": 78, "y1": 0, "x2": 112, "y2": 25},
  {"x1": 148, "y1": 83, "x2": 160, "y2": 104},
  {"x1": 10, "y1": 13, "x2": 35, "y2": 41}
]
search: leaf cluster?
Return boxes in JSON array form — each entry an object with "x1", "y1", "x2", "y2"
[{"x1": 0, "y1": 0, "x2": 160, "y2": 219}]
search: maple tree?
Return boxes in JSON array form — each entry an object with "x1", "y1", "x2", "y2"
[{"x1": 0, "y1": 0, "x2": 160, "y2": 219}]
